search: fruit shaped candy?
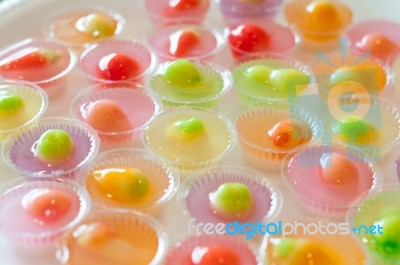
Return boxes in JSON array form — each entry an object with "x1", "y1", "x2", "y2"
[
  {"x1": 164, "y1": 59, "x2": 202, "y2": 88},
  {"x1": 268, "y1": 119, "x2": 309, "y2": 149},
  {"x1": 76, "y1": 13, "x2": 118, "y2": 39},
  {"x1": 356, "y1": 33, "x2": 399, "y2": 62},
  {"x1": 271, "y1": 238, "x2": 342, "y2": 265},
  {"x1": 0, "y1": 93, "x2": 24, "y2": 117},
  {"x1": 36, "y1": 129, "x2": 74, "y2": 164},
  {"x1": 333, "y1": 116, "x2": 377, "y2": 145},
  {"x1": 209, "y1": 182, "x2": 254, "y2": 221},
  {"x1": 97, "y1": 53, "x2": 139, "y2": 81},
  {"x1": 0, "y1": 47, "x2": 60, "y2": 72},
  {"x1": 22, "y1": 188, "x2": 72, "y2": 223},
  {"x1": 228, "y1": 23, "x2": 270, "y2": 57},
  {"x1": 269, "y1": 68, "x2": 311, "y2": 96},
  {"x1": 244, "y1": 65, "x2": 273, "y2": 85},
  {"x1": 329, "y1": 64, "x2": 387, "y2": 93},
  {"x1": 189, "y1": 245, "x2": 240, "y2": 265},
  {"x1": 85, "y1": 99, "x2": 132, "y2": 132},
  {"x1": 168, "y1": 0, "x2": 202, "y2": 10},
  {"x1": 165, "y1": 117, "x2": 207, "y2": 143},
  {"x1": 372, "y1": 210, "x2": 400, "y2": 259},
  {"x1": 169, "y1": 29, "x2": 200, "y2": 57},
  {"x1": 92, "y1": 167, "x2": 150, "y2": 203},
  {"x1": 74, "y1": 222, "x2": 135, "y2": 262},
  {"x1": 319, "y1": 152, "x2": 358, "y2": 186},
  {"x1": 305, "y1": 0, "x2": 341, "y2": 31}
]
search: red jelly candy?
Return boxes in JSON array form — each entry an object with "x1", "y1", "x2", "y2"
[
  {"x1": 190, "y1": 245, "x2": 240, "y2": 265},
  {"x1": 228, "y1": 23, "x2": 270, "y2": 58},
  {"x1": 97, "y1": 53, "x2": 139, "y2": 81},
  {"x1": 169, "y1": 29, "x2": 200, "y2": 57}
]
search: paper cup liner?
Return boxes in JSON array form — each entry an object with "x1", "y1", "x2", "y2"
[
  {"x1": 283, "y1": 144, "x2": 382, "y2": 220},
  {"x1": 150, "y1": 60, "x2": 231, "y2": 109},
  {"x1": 0, "y1": 178, "x2": 90, "y2": 254},
  {"x1": 70, "y1": 83, "x2": 160, "y2": 142},
  {"x1": 56, "y1": 210, "x2": 168, "y2": 265},
  {"x1": 235, "y1": 104, "x2": 321, "y2": 171},
  {"x1": 232, "y1": 53, "x2": 315, "y2": 107},
  {"x1": 80, "y1": 148, "x2": 178, "y2": 215},
  {"x1": 1, "y1": 117, "x2": 100, "y2": 179},
  {"x1": 178, "y1": 166, "x2": 282, "y2": 226},
  {"x1": 0, "y1": 81, "x2": 48, "y2": 142},
  {"x1": 164, "y1": 234, "x2": 258, "y2": 265},
  {"x1": 142, "y1": 107, "x2": 237, "y2": 172},
  {"x1": 79, "y1": 39, "x2": 157, "y2": 86}
]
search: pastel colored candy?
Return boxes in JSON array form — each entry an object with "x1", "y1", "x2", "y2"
[
  {"x1": 21, "y1": 188, "x2": 72, "y2": 222},
  {"x1": 92, "y1": 167, "x2": 150, "y2": 203},
  {"x1": 244, "y1": 65, "x2": 273, "y2": 85},
  {"x1": 269, "y1": 68, "x2": 311, "y2": 96},
  {"x1": 333, "y1": 116, "x2": 377, "y2": 145},
  {"x1": 36, "y1": 129, "x2": 74, "y2": 163},
  {"x1": 305, "y1": 0, "x2": 341, "y2": 31},
  {"x1": 164, "y1": 59, "x2": 202, "y2": 88},
  {"x1": 228, "y1": 23, "x2": 270, "y2": 56},
  {"x1": 169, "y1": 29, "x2": 200, "y2": 57},
  {"x1": 209, "y1": 182, "x2": 253, "y2": 220},
  {"x1": 372, "y1": 213, "x2": 400, "y2": 259},
  {"x1": 97, "y1": 53, "x2": 139, "y2": 81},
  {"x1": 77, "y1": 13, "x2": 118, "y2": 38},
  {"x1": 356, "y1": 33, "x2": 399, "y2": 61},
  {"x1": 0, "y1": 93, "x2": 24, "y2": 117},
  {"x1": 319, "y1": 152, "x2": 358, "y2": 185},
  {"x1": 165, "y1": 117, "x2": 206, "y2": 143},
  {"x1": 268, "y1": 119, "x2": 308, "y2": 149},
  {"x1": 191, "y1": 245, "x2": 240, "y2": 265}
]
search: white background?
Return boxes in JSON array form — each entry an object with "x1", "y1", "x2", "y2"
[{"x1": 0, "y1": 0, "x2": 400, "y2": 264}]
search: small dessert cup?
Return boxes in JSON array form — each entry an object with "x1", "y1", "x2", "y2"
[
  {"x1": 56, "y1": 209, "x2": 168, "y2": 265},
  {"x1": 347, "y1": 185, "x2": 400, "y2": 265},
  {"x1": 0, "y1": 80, "x2": 48, "y2": 142},
  {"x1": 235, "y1": 104, "x2": 322, "y2": 171},
  {"x1": 70, "y1": 83, "x2": 160, "y2": 142},
  {"x1": 145, "y1": 0, "x2": 210, "y2": 26},
  {"x1": 283, "y1": 144, "x2": 382, "y2": 219},
  {"x1": 79, "y1": 39, "x2": 157, "y2": 86},
  {"x1": 232, "y1": 53, "x2": 315, "y2": 107},
  {"x1": 260, "y1": 218, "x2": 368, "y2": 265},
  {"x1": 1, "y1": 117, "x2": 100, "y2": 179},
  {"x1": 347, "y1": 19, "x2": 400, "y2": 65},
  {"x1": 142, "y1": 107, "x2": 237, "y2": 173},
  {"x1": 80, "y1": 148, "x2": 179, "y2": 215},
  {"x1": 218, "y1": 0, "x2": 283, "y2": 25},
  {"x1": 178, "y1": 166, "x2": 282, "y2": 237},
  {"x1": 164, "y1": 234, "x2": 258, "y2": 265},
  {"x1": 309, "y1": 50, "x2": 394, "y2": 99},
  {"x1": 226, "y1": 21, "x2": 298, "y2": 60},
  {"x1": 284, "y1": 0, "x2": 352, "y2": 50},
  {"x1": 323, "y1": 98, "x2": 400, "y2": 161},
  {"x1": 46, "y1": 4, "x2": 125, "y2": 51},
  {"x1": 147, "y1": 23, "x2": 224, "y2": 62},
  {"x1": 149, "y1": 59, "x2": 232, "y2": 108},
  {"x1": 0, "y1": 177, "x2": 90, "y2": 256},
  {"x1": 0, "y1": 38, "x2": 76, "y2": 98}
]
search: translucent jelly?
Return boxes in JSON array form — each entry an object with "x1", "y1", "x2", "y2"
[
  {"x1": 190, "y1": 245, "x2": 240, "y2": 265},
  {"x1": 165, "y1": 117, "x2": 208, "y2": 147},
  {"x1": 268, "y1": 119, "x2": 309, "y2": 149},
  {"x1": 333, "y1": 116, "x2": 378, "y2": 145},
  {"x1": 209, "y1": 182, "x2": 254, "y2": 221},
  {"x1": 97, "y1": 53, "x2": 139, "y2": 81}
]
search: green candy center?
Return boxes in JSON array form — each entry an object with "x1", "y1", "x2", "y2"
[
  {"x1": 37, "y1": 129, "x2": 73, "y2": 162},
  {"x1": 0, "y1": 93, "x2": 24, "y2": 116},
  {"x1": 164, "y1": 59, "x2": 202, "y2": 88}
]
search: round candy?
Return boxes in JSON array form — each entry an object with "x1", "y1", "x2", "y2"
[
  {"x1": 22, "y1": 188, "x2": 72, "y2": 222},
  {"x1": 85, "y1": 99, "x2": 132, "y2": 132},
  {"x1": 356, "y1": 33, "x2": 399, "y2": 62},
  {"x1": 305, "y1": 0, "x2": 341, "y2": 31},
  {"x1": 169, "y1": 0, "x2": 202, "y2": 10},
  {"x1": 166, "y1": 117, "x2": 206, "y2": 143},
  {"x1": 319, "y1": 152, "x2": 358, "y2": 186},
  {"x1": 244, "y1": 65, "x2": 272, "y2": 85},
  {"x1": 97, "y1": 53, "x2": 139, "y2": 81},
  {"x1": 268, "y1": 119, "x2": 307, "y2": 149},
  {"x1": 228, "y1": 23, "x2": 270, "y2": 56},
  {"x1": 92, "y1": 167, "x2": 150, "y2": 203},
  {"x1": 0, "y1": 93, "x2": 24, "y2": 117},
  {"x1": 372, "y1": 214, "x2": 400, "y2": 259},
  {"x1": 209, "y1": 182, "x2": 253, "y2": 220},
  {"x1": 333, "y1": 116, "x2": 377, "y2": 145},
  {"x1": 191, "y1": 245, "x2": 240, "y2": 265},
  {"x1": 36, "y1": 129, "x2": 74, "y2": 163},
  {"x1": 76, "y1": 13, "x2": 118, "y2": 38},
  {"x1": 164, "y1": 59, "x2": 202, "y2": 88},
  {"x1": 169, "y1": 29, "x2": 200, "y2": 57}
]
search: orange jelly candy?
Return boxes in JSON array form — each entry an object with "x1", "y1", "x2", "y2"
[
  {"x1": 356, "y1": 33, "x2": 399, "y2": 61},
  {"x1": 319, "y1": 152, "x2": 358, "y2": 186},
  {"x1": 268, "y1": 119, "x2": 308, "y2": 149},
  {"x1": 190, "y1": 245, "x2": 240, "y2": 265},
  {"x1": 169, "y1": 29, "x2": 200, "y2": 57},
  {"x1": 86, "y1": 99, "x2": 132, "y2": 132},
  {"x1": 22, "y1": 188, "x2": 72, "y2": 222}
]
